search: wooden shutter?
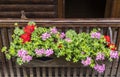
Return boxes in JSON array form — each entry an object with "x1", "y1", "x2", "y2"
[{"x1": 0, "y1": 0, "x2": 58, "y2": 18}]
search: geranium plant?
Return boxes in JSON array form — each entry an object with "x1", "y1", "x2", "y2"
[{"x1": 1, "y1": 22, "x2": 119, "y2": 73}]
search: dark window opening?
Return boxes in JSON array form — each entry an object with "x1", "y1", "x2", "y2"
[{"x1": 65, "y1": 0, "x2": 106, "y2": 18}]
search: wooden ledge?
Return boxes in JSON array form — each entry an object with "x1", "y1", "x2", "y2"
[{"x1": 0, "y1": 18, "x2": 120, "y2": 27}]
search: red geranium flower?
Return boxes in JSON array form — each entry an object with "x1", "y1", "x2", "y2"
[
  {"x1": 108, "y1": 43, "x2": 117, "y2": 51},
  {"x1": 104, "y1": 35, "x2": 111, "y2": 43},
  {"x1": 24, "y1": 25, "x2": 35, "y2": 34},
  {"x1": 20, "y1": 33, "x2": 31, "y2": 43}
]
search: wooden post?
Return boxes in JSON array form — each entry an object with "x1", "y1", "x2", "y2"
[
  {"x1": 111, "y1": 0, "x2": 120, "y2": 18},
  {"x1": 58, "y1": 0, "x2": 65, "y2": 18},
  {"x1": 105, "y1": 0, "x2": 120, "y2": 18},
  {"x1": 104, "y1": 0, "x2": 113, "y2": 18}
]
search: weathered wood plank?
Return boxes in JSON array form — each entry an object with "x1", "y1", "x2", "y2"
[
  {"x1": 36, "y1": 68, "x2": 40, "y2": 77},
  {"x1": 104, "y1": 0, "x2": 113, "y2": 17},
  {"x1": 48, "y1": 67, "x2": 52, "y2": 77},
  {"x1": 0, "y1": 63, "x2": 2, "y2": 77},
  {"x1": 0, "y1": 28, "x2": 5, "y2": 77},
  {"x1": 0, "y1": 19, "x2": 120, "y2": 27},
  {"x1": 0, "y1": 5, "x2": 56, "y2": 12},
  {"x1": 111, "y1": 0, "x2": 120, "y2": 18},
  {"x1": 73, "y1": 68, "x2": 77, "y2": 77},
  {"x1": 0, "y1": 0, "x2": 55, "y2": 4},
  {"x1": 58, "y1": 0, "x2": 64, "y2": 18},
  {"x1": 23, "y1": 67, "x2": 28, "y2": 77},
  {"x1": 104, "y1": 61, "x2": 112, "y2": 77},
  {"x1": 0, "y1": 12, "x2": 56, "y2": 18},
  {"x1": 85, "y1": 67, "x2": 91, "y2": 77},
  {"x1": 112, "y1": 28, "x2": 117, "y2": 43},
  {"x1": 16, "y1": 67, "x2": 21, "y2": 77},
  {"x1": 116, "y1": 28, "x2": 120, "y2": 48},
  {"x1": 1, "y1": 28, "x2": 9, "y2": 77},
  {"x1": 110, "y1": 60, "x2": 119, "y2": 77},
  {"x1": 55, "y1": 68, "x2": 58, "y2": 77},
  {"x1": 91, "y1": 70, "x2": 98, "y2": 77},
  {"x1": 61, "y1": 68, "x2": 65, "y2": 77},
  {"x1": 17, "y1": 57, "x2": 82, "y2": 67},
  {"x1": 30, "y1": 68, "x2": 34, "y2": 77},
  {"x1": 79, "y1": 67, "x2": 84, "y2": 77},
  {"x1": 8, "y1": 61, "x2": 14, "y2": 77},
  {"x1": 116, "y1": 58, "x2": 120, "y2": 77},
  {"x1": 67, "y1": 67, "x2": 70, "y2": 77},
  {"x1": 42, "y1": 68, "x2": 46, "y2": 77},
  {"x1": 7, "y1": 28, "x2": 15, "y2": 77}
]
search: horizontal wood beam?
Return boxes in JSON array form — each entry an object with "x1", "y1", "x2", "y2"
[
  {"x1": 0, "y1": 19, "x2": 120, "y2": 27},
  {"x1": 0, "y1": 12, "x2": 56, "y2": 18},
  {"x1": 0, "y1": 5, "x2": 56, "y2": 12},
  {"x1": 0, "y1": 0, "x2": 55, "y2": 4}
]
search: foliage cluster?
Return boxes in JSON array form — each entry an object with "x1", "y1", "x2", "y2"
[{"x1": 2, "y1": 22, "x2": 119, "y2": 73}]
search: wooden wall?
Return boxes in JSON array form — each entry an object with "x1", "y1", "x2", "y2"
[
  {"x1": 0, "y1": 0, "x2": 58, "y2": 18},
  {"x1": 0, "y1": 0, "x2": 120, "y2": 18},
  {"x1": 111, "y1": 0, "x2": 120, "y2": 18}
]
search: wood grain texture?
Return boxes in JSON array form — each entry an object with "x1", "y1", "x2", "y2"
[
  {"x1": 0, "y1": 0, "x2": 57, "y2": 18},
  {"x1": 36, "y1": 68, "x2": 40, "y2": 77},
  {"x1": 16, "y1": 66, "x2": 21, "y2": 77},
  {"x1": 7, "y1": 28, "x2": 15, "y2": 77},
  {"x1": 48, "y1": 68, "x2": 52, "y2": 77},
  {"x1": 58, "y1": 0, "x2": 64, "y2": 18},
  {"x1": 0, "y1": 19, "x2": 120, "y2": 27},
  {"x1": 30, "y1": 68, "x2": 34, "y2": 77},
  {"x1": 23, "y1": 67, "x2": 28, "y2": 77},
  {"x1": 42, "y1": 68, "x2": 46, "y2": 77},
  {"x1": 0, "y1": 5, "x2": 56, "y2": 12},
  {"x1": 1, "y1": 28, "x2": 9, "y2": 77},
  {"x1": 0, "y1": 0, "x2": 55, "y2": 4},
  {"x1": 0, "y1": 12, "x2": 56, "y2": 18},
  {"x1": 104, "y1": 0, "x2": 113, "y2": 17},
  {"x1": 55, "y1": 68, "x2": 58, "y2": 77},
  {"x1": 116, "y1": 58, "x2": 120, "y2": 77},
  {"x1": 116, "y1": 28, "x2": 120, "y2": 48},
  {"x1": 110, "y1": 60, "x2": 119, "y2": 77},
  {"x1": 111, "y1": 0, "x2": 120, "y2": 18}
]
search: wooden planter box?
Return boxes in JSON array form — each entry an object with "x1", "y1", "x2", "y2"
[
  {"x1": 16, "y1": 56, "x2": 115, "y2": 77},
  {"x1": 0, "y1": 19, "x2": 120, "y2": 77},
  {"x1": 17, "y1": 56, "x2": 82, "y2": 67}
]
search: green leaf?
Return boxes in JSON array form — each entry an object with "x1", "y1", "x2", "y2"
[
  {"x1": 109, "y1": 58, "x2": 113, "y2": 62},
  {"x1": 5, "y1": 53, "x2": 11, "y2": 60},
  {"x1": 66, "y1": 30, "x2": 77, "y2": 38},
  {"x1": 73, "y1": 58, "x2": 79, "y2": 62},
  {"x1": 17, "y1": 58, "x2": 23, "y2": 65},
  {"x1": 9, "y1": 47, "x2": 16, "y2": 56},
  {"x1": 1, "y1": 46, "x2": 7, "y2": 52},
  {"x1": 28, "y1": 21, "x2": 36, "y2": 26},
  {"x1": 90, "y1": 63, "x2": 95, "y2": 68},
  {"x1": 14, "y1": 27, "x2": 24, "y2": 36}
]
